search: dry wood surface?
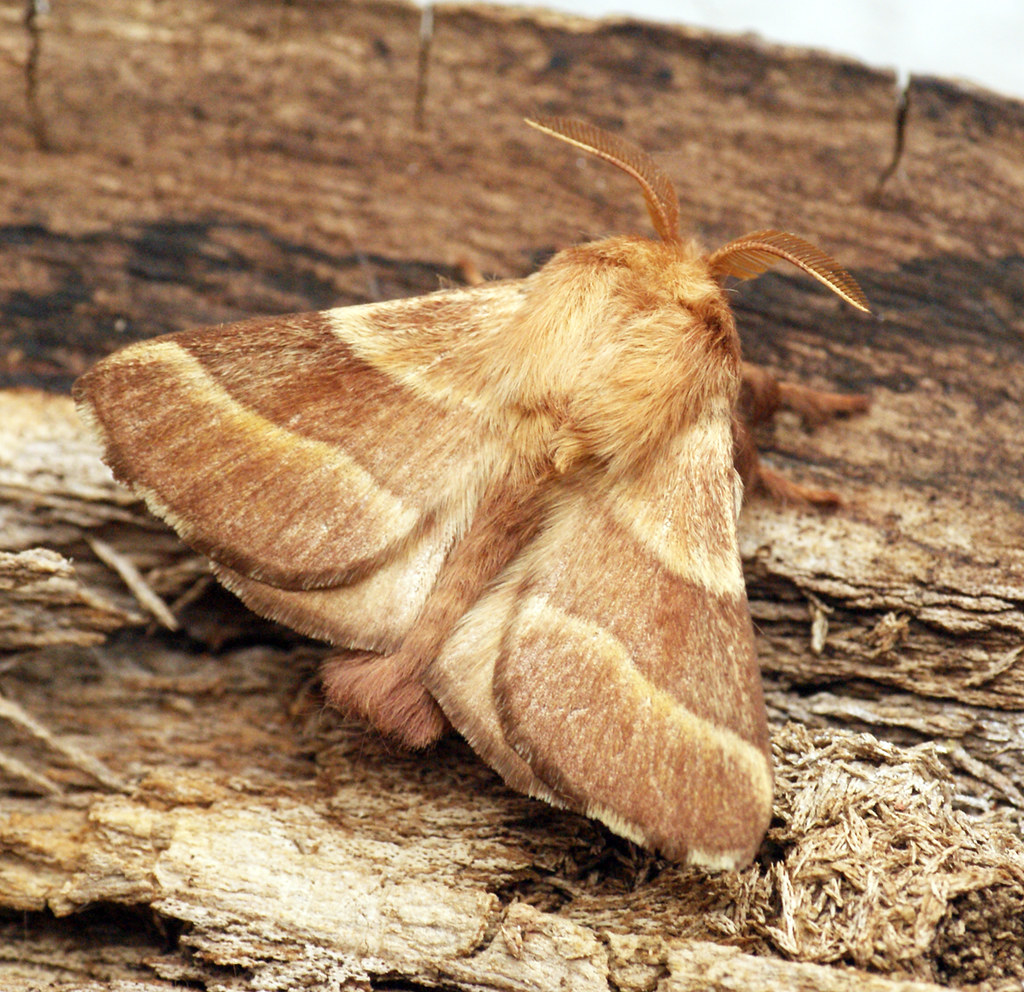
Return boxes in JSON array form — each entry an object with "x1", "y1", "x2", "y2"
[{"x1": 1, "y1": 1, "x2": 1023, "y2": 990}]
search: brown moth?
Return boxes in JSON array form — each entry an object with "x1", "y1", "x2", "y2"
[{"x1": 74, "y1": 118, "x2": 868, "y2": 869}]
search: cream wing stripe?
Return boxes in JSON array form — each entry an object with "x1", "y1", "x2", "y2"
[
  {"x1": 428, "y1": 581, "x2": 569, "y2": 807},
  {"x1": 513, "y1": 594, "x2": 772, "y2": 799},
  {"x1": 107, "y1": 341, "x2": 421, "y2": 554},
  {"x1": 322, "y1": 286, "x2": 525, "y2": 413},
  {"x1": 607, "y1": 408, "x2": 744, "y2": 598}
]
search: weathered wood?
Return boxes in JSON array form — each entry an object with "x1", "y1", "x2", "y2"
[
  {"x1": 3, "y1": 716, "x2": 1022, "y2": 990},
  {"x1": 1, "y1": 1, "x2": 1023, "y2": 989}
]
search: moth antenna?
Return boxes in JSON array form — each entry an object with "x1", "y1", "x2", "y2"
[
  {"x1": 708, "y1": 230, "x2": 870, "y2": 312},
  {"x1": 526, "y1": 116, "x2": 681, "y2": 244},
  {"x1": 708, "y1": 229, "x2": 870, "y2": 312}
]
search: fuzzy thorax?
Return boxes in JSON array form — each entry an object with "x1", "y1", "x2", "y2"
[{"x1": 482, "y1": 235, "x2": 742, "y2": 478}]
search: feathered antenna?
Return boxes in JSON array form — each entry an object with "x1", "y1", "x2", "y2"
[
  {"x1": 708, "y1": 230, "x2": 869, "y2": 312},
  {"x1": 527, "y1": 118, "x2": 868, "y2": 313},
  {"x1": 526, "y1": 116, "x2": 681, "y2": 244}
]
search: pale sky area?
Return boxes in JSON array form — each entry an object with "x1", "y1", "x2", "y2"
[{"x1": 490, "y1": 0, "x2": 1021, "y2": 101}]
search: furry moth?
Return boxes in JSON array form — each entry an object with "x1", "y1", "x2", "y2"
[{"x1": 74, "y1": 118, "x2": 869, "y2": 869}]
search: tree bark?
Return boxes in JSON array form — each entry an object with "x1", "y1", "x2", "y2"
[{"x1": 1, "y1": 2, "x2": 1023, "y2": 989}]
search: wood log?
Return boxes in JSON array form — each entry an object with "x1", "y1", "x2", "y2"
[{"x1": 1, "y1": 1, "x2": 1023, "y2": 989}]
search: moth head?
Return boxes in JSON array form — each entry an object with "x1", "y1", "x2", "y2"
[{"x1": 525, "y1": 116, "x2": 869, "y2": 314}]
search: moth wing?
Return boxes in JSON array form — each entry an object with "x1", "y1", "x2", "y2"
[
  {"x1": 74, "y1": 284, "x2": 524, "y2": 614},
  {"x1": 427, "y1": 404, "x2": 772, "y2": 868},
  {"x1": 209, "y1": 510, "x2": 460, "y2": 652}
]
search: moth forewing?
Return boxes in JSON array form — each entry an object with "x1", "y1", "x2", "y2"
[
  {"x1": 208, "y1": 514, "x2": 460, "y2": 654},
  {"x1": 73, "y1": 302, "x2": 506, "y2": 591},
  {"x1": 428, "y1": 403, "x2": 772, "y2": 869}
]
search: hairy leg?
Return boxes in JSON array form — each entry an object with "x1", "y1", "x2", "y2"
[{"x1": 735, "y1": 362, "x2": 869, "y2": 506}]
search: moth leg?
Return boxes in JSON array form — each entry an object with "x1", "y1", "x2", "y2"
[
  {"x1": 322, "y1": 476, "x2": 549, "y2": 750},
  {"x1": 736, "y1": 362, "x2": 869, "y2": 506},
  {"x1": 740, "y1": 361, "x2": 870, "y2": 429}
]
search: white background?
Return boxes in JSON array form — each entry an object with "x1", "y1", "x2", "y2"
[{"x1": 487, "y1": 0, "x2": 1021, "y2": 101}]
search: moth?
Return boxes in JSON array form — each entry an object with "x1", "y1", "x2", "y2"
[{"x1": 74, "y1": 118, "x2": 868, "y2": 869}]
